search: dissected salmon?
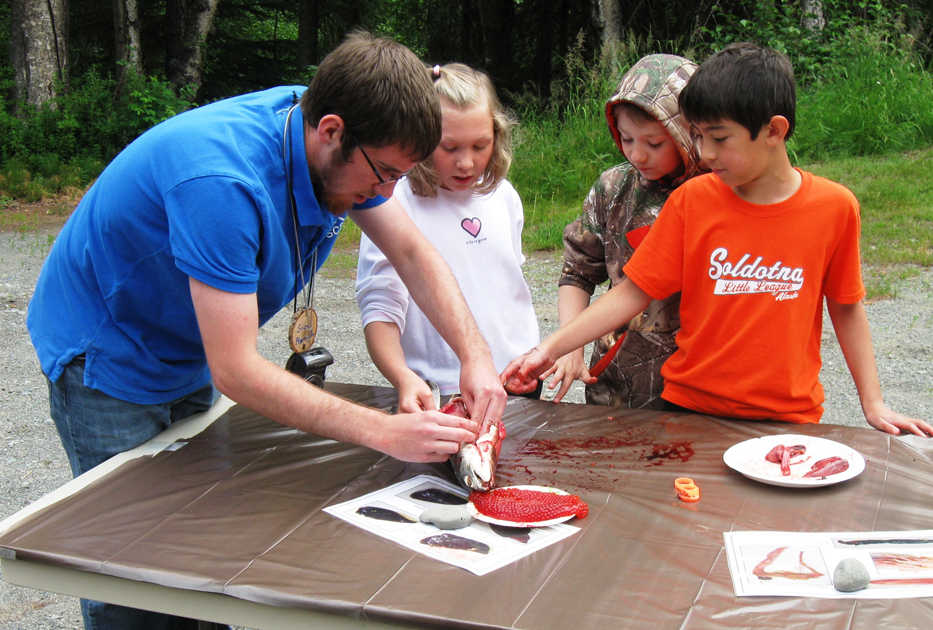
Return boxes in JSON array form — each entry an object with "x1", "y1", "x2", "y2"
[{"x1": 441, "y1": 395, "x2": 505, "y2": 491}]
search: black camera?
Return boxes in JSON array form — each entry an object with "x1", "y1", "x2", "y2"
[{"x1": 285, "y1": 346, "x2": 334, "y2": 387}]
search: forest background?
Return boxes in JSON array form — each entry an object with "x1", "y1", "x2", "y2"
[{"x1": 2, "y1": 0, "x2": 931, "y2": 297}]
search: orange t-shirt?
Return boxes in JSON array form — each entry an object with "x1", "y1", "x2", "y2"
[{"x1": 623, "y1": 170, "x2": 865, "y2": 423}]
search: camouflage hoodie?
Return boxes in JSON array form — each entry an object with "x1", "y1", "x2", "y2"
[{"x1": 558, "y1": 54, "x2": 701, "y2": 408}]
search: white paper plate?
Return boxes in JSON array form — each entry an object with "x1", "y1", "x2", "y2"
[
  {"x1": 723, "y1": 434, "x2": 865, "y2": 487},
  {"x1": 468, "y1": 485, "x2": 576, "y2": 528}
]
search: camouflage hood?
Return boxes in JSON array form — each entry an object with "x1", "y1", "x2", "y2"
[{"x1": 605, "y1": 54, "x2": 701, "y2": 187}]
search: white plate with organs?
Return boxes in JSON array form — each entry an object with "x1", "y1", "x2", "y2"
[{"x1": 723, "y1": 434, "x2": 865, "y2": 487}]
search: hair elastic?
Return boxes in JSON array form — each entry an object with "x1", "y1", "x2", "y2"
[{"x1": 432, "y1": 65, "x2": 441, "y2": 80}]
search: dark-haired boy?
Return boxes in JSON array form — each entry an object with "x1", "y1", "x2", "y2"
[{"x1": 503, "y1": 42, "x2": 930, "y2": 436}]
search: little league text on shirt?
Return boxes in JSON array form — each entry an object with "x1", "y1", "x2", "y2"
[{"x1": 708, "y1": 247, "x2": 803, "y2": 300}]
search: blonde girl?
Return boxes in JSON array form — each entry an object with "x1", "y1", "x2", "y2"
[{"x1": 356, "y1": 62, "x2": 540, "y2": 412}]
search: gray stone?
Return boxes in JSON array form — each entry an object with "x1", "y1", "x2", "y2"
[
  {"x1": 419, "y1": 504, "x2": 473, "y2": 530},
  {"x1": 832, "y1": 557, "x2": 871, "y2": 592}
]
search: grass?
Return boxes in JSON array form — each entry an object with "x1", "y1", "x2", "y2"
[
  {"x1": 805, "y1": 147, "x2": 932, "y2": 298},
  {"x1": 0, "y1": 189, "x2": 80, "y2": 233}
]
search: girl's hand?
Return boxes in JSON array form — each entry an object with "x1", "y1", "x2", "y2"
[
  {"x1": 863, "y1": 400, "x2": 933, "y2": 437},
  {"x1": 395, "y1": 370, "x2": 437, "y2": 413},
  {"x1": 541, "y1": 350, "x2": 596, "y2": 403}
]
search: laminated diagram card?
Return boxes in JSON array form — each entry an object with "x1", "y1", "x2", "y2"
[
  {"x1": 725, "y1": 530, "x2": 933, "y2": 598},
  {"x1": 324, "y1": 474, "x2": 580, "y2": 575}
]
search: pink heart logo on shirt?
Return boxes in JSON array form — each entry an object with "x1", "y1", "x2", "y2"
[{"x1": 461, "y1": 217, "x2": 482, "y2": 237}]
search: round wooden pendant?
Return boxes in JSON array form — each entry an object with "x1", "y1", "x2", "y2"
[{"x1": 288, "y1": 307, "x2": 318, "y2": 353}]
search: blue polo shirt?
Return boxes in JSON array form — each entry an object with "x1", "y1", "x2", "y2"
[{"x1": 28, "y1": 86, "x2": 384, "y2": 404}]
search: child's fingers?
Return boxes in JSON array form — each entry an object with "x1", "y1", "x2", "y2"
[
  {"x1": 896, "y1": 417, "x2": 933, "y2": 437},
  {"x1": 868, "y1": 416, "x2": 901, "y2": 435},
  {"x1": 550, "y1": 377, "x2": 575, "y2": 403},
  {"x1": 870, "y1": 408, "x2": 933, "y2": 437}
]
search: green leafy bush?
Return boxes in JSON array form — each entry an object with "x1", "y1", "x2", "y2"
[
  {"x1": 0, "y1": 68, "x2": 192, "y2": 199},
  {"x1": 509, "y1": 9, "x2": 932, "y2": 252},
  {"x1": 792, "y1": 27, "x2": 933, "y2": 160}
]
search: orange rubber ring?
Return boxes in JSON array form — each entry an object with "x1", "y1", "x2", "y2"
[{"x1": 674, "y1": 477, "x2": 700, "y2": 502}]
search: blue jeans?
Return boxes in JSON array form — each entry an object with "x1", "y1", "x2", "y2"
[{"x1": 47, "y1": 357, "x2": 225, "y2": 630}]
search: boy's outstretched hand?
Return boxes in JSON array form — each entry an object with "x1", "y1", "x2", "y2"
[
  {"x1": 864, "y1": 401, "x2": 933, "y2": 437},
  {"x1": 500, "y1": 347, "x2": 554, "y2": 395}
]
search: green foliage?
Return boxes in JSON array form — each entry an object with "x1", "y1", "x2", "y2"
[
  {"x1": 0, "y1": 68, "x2": 191, "y2": 199},
  {"x1": 694, "y1": 0, "x2": 930, "y2": 87},
  {"x1": 502, "y1": 5, "x2": 933, "y2": 253},
  {"x1": 791, "y1": 27, "x2": 933, "y2": 160},
  {"x1": 509, "y1": 32, "x2": 625, "y2": 249},
  {"x1": 503, "y1": 15, "x2": 931, "y2": 301}
]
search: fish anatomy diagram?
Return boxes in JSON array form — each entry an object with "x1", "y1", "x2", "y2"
[
  {"x1": 725, "y1": 530, "x2": 933, "y2": 598},
  {"x1": 324, "y1": 475, "x2": 579, "y2": 575}
]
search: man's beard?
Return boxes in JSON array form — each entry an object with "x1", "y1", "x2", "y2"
[{"x1": 310, "y1": 149, "x2": 354, "y2": 216}]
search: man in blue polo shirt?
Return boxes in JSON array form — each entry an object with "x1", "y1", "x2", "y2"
[{"x1": 28, "y1": 31, "x2": 506, "y2": 630}]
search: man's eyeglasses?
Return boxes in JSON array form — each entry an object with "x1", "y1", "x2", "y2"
[{"x1": 358, "y1": 145, "x2": 407, "y2": 185}]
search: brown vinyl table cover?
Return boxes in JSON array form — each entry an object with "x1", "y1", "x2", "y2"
[{"x1": 2, "y1": 382, "x2": 931, "y2": 629}]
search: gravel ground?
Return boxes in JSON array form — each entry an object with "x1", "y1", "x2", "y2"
[{"x1": 1, "y1": 228, "x2": 931, "y2": 629}]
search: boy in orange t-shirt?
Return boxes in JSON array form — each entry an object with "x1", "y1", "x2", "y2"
[{"x1": 502, "y1": 42, "x2": 931, "y2": 436}]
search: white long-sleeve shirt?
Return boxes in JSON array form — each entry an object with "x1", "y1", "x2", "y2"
[{"x1": 356, "y1": 178, "x2": 540, "y2": 394}]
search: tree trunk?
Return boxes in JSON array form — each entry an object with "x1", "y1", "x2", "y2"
[
  {"x1": 801, "y1": 0, "x2": 826, "y2": 33},
  {"x1": 165, "y1": 0, "x2": 221, "y2": 95},
  {"x1": 10, "y1": 0, "x2": 68, "y2": 108},
  {"x1": 114, "y1": 0, "x2": 143, "y2": 80},
  {"x1": 533, "y1": 0, "x2": 553, "y2": 101},
  {"x1": 489, "y1": 0, "x2": 514, "y2": 70},
  {"x1": 297, "y1": 0, "x2": 320, "y2": 73},
  {"x1": 596, "y1": 0, "x2": 621, "y2": 61}
]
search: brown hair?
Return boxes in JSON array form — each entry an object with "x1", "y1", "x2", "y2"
[
  {"x1": 612, "y1": 102, "x2": 657, "y2": 125},
  {"x1": 407, "y1": 63, "x2": 515, "y2": 197},
  {"x1": 301, "y1": 30, "x2": 441, "y2": 161}
]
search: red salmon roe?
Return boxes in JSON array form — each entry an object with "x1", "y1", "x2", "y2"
[{"x1": 470, "y1": 487, "x2": 588, "y2": 522}]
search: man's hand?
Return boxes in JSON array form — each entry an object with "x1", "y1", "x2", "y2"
[
  {"x1": 378, "y1": 410, "x2": 480, "y2": 462},
  {"x1": 458, "y1": 360, "x2": 506, "y2": 434},
  {"x1": 541, "y1": 350, "x2": 596, "y2": 403},
  {"x1": 863, "y1": 401, "x2": 933, "y2": 437}
]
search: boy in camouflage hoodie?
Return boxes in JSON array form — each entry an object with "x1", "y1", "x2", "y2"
[{"x1": 544, "y1": 54, "x2": 703, "y2": 407}]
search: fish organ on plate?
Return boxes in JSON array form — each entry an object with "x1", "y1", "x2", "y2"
[
  {"x1": 470, "y1": 487, "x2": 589, "y2": 522},
  {"x1": 763, "y1": 444, "x2": 849, "y2": 478},
  {"x1": 764, "y1": 444, "x2": 807, "y2": 476},
  {"x1": 803, "y1": 456, "x2": 849, "y2": 478}
]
